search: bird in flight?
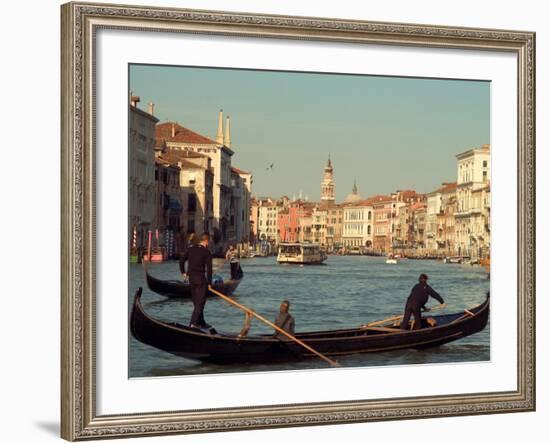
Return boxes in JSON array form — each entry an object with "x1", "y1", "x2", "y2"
[{"x1": 266, "y1": 163, "x2": 274, "y2": 171}]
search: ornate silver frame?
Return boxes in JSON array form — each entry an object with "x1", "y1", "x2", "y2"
[{"x1": 61, "y1": 2, "x2": 536, "y2": 440}]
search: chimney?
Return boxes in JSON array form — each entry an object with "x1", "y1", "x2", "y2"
[
  {"x1": 216, "y1": 109, "x2": 224, "y2": 145},
  {"x1": 130, "y1": 95, "x2": 140, "y2": 107},
  {"x1": 225, "y1": 115, "x2": 231, "y2": 148},
  {"x1": 171, "y1": 123, "x2": 175, "y2": 138},
  {"x1": 147, "y1": 102, "x2": 155, "y2": 116}
]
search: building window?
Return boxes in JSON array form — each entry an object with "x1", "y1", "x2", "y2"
[
  {"x1": 188, "y1": 194, "x2": 197, "y2": 212},
  {"x1": 483, "y1": 171, "x2": 488, "y2": 182},
  {"x1": 483, "y1": 160, "x2": 488, "y2": 168}
]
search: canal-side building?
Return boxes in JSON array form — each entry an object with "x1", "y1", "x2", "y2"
[
  {"x1": 468, "y1": 183, "x2": 491, "y2": 260},
  {"x1": 387, "y1": 190, "x2": 425, "y2": 255},
  {"x1": 155, "y1": 110, "x2": 236, "y2": 253},
  {"x1": 231, "y1": 167, "x2": 253, "y2": 247},
  {"x1": 436, "y1": 183, "x2": 458, "y2": 255},
  {"x1": 425, "y1": 184, "x2": 458, "y2": 255},
  {"x1": 342, "y1": 199, "x2": 373, "y2": 250},
  {"x1": 326, "y1": 205, "x2": 344, "y2": 251},
  {"x1": 372, "y1": 195, "x2": 394, "y2": 254},
  {"x1": 455, "y1": 144, "x2": 491, "y2": 257},
  {"x1": 129, "y1": 96, "x2": 159, "y2": 253},
  {"x1": 256, "y1": 197, "x2": 285, "y2": 246},
  {"x1": 393, "y1": 204, "x2": 412, "y2": 252},
  {"x1": 278, "y1": 200, "x2": 314, "y2": 244},
  {"x1": 158, "y1": 150, "x2": 215, "y2": 238},
  {"x1": 249, "y1": 197, "x2": 259, "y2": 244},
  {"x1": 312, "y1": 206, "x2": 328, "y2": 246},
  {"x1": 425, "y1": 188, "x2": 443, "y2": 253},
  {"x1": 298, "y1": 212, "x2": 314, "y2": 243},
  {"x1": 410, "y1": 201, "x2": 428, "y2": 251},
  {"x1": 153, "y1": 157, "x2": 182, "y2": 258},
  {"x1": 154, "y1": 157, "x2": 182, "y2": 233}
]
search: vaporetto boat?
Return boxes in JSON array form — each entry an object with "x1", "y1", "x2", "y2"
[{"x1": 277, "y1": 242, "x2": 327, "y2": 265}]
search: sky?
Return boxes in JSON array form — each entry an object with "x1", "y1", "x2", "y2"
[{"x1": 130, "y1": 64, "x2": 490, "y2": 201}]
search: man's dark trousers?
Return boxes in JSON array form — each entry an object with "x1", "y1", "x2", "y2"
[
  {"x1": 400, "y1": 302, "x2": 422, "y2": 330},
  {"x1": 190, "y1": 282, "x2": 207, "y2": 326}
]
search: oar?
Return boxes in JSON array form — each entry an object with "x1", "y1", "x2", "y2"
[
  {"x1": 363, "y1": 303, "x2": 447, "y2": 328},
  {"x1": 208, "y1": 286, "x2": 341, "y2": 368}
]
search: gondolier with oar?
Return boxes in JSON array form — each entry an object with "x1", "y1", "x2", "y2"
[
  {"x1": 179, "y1": 232, "x2": 213, "y2": 329},
  {"x1": 400, "y1": 273, "x2": 445, "y2": 330}
]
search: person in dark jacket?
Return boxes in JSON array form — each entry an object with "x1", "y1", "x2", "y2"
[
  {"x1": 179, "y1": 232, "x2": 213, "y2": 329},
  {"x1": 400, "y1": 273, "x2": 445, "y2": 330},
  {"x1": 273, "y1": 300, "x2": 295, "y2": 340}
]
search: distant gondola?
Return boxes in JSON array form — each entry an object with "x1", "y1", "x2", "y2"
[
  {"x1": 145, "y1": 270, "x2": 242, "y2": 299},
  {"x1": 130, "y1": 288, "x2": 489, "y2": 364}
]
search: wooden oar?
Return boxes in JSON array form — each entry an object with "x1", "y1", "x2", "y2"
[
  {"x1": 362, "y1": 303, "x2": 448, "y2": 328},
  {"x1": 208, "y1": 286, "x2": 341, "y2": 368}
]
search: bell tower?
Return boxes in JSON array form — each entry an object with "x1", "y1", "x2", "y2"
[{"x1": 321, "y1": 155, "x2": 335, "y2": 205}]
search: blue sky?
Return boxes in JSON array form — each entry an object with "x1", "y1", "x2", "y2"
[{"x1": 130, "y1": 64, "x2": 490, "y2": 201}]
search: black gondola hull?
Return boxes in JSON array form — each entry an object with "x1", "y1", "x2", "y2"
[
  {"x1": 130, "y1": 288, "x2": 489, "y2": 364},
  {"x1": 145, "y1": 271, "x2": 242, "y2": 299}
]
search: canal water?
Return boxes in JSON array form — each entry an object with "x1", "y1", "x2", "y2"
[{"x1": 128, "y1": 256, "x2": 490, "y2": 377}]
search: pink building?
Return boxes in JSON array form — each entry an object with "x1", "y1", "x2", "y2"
[
  {"x1": 371, "y1": 195, "x2": 394, "y2": 253},
  {"x1": 278, "y1": 200, "x2": 314, "y2": 243}
]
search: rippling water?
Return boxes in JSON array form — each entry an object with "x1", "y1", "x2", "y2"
[{"x1": 129, "y1": 256, "x2": 490, "y2": 377}]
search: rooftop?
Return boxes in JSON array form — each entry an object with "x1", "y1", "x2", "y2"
[
  {"x1": 231, "y1": 166, "x2": 250, "y2": 175},
  {"x1": 156, "y1": 121, "x2": 218, "y2": 145}
]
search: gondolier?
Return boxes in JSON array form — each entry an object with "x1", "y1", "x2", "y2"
[
  {"x1": 179, "y1": 232, "x2": 213, "y2": 329},
  {"x1": 400, "y1": 273, "x2": 445, "y2": 330}
]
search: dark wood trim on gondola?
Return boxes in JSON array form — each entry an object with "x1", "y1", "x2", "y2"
[
  {"x1": 130, "y1": 288, "x2": 489, "y2": 364},
  {"x1": 144, "y1": 270, "x2": 242, "y2": 299}
]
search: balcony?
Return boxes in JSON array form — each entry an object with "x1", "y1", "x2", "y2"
[{"x1": 455, "y1": 210, "x2": 471, "y2": 218}]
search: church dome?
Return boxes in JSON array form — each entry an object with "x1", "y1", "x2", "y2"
[{"x1": 344, "y1": 180, "x2": 362, "y2": 203}]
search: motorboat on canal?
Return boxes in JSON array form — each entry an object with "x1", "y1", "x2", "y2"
[
  {"x1": 385, "y1": 254, "x2": 399, "y2": 264},
  {"x1": 130, "y1": 288, "x2": 489, "y2": 364},
  {"x1": 443, "y1": 256, "x2": 469, "y2": 264},
  {"x1": 277, "y1": 242, "x2": 327, "y2": 265},
  {"x1": 145, "y1": 268, "x2": 243, "y2": 299}
]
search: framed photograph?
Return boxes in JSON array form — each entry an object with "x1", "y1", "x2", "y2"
[{"x1": 61, "y1": 1, "x2": 535, "y2": 440}]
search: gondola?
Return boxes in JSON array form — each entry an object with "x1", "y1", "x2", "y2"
[
  {"x1": 130, "y1": 288, "x2": 489, "y2": 364},
  {"x1": 145, "y1": 269, "x2": 242, "y2": 299}
]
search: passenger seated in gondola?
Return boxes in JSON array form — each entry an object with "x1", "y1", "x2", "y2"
[
  {"x1": 273, "y1": 300, "x2": 295, "y2": 340},
  {"x1": 400, "y1": 273, "x2": 445, "y2": 330}
]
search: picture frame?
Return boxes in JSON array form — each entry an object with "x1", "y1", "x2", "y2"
[{"x1": 60, "y1": 1, "x2": 536, "y2": 440}]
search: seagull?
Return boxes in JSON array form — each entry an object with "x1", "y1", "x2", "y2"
[{"x1": 265, "y1": 163, "x2": 274, "y2": 171}]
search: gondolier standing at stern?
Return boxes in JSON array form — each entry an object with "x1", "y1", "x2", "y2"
[
  {"x1": 400, "y1": 273, "x2": 445, "y2": 330},
  {"x1": 180, "y1": 232, "x2": 213, "y2": 329}
]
